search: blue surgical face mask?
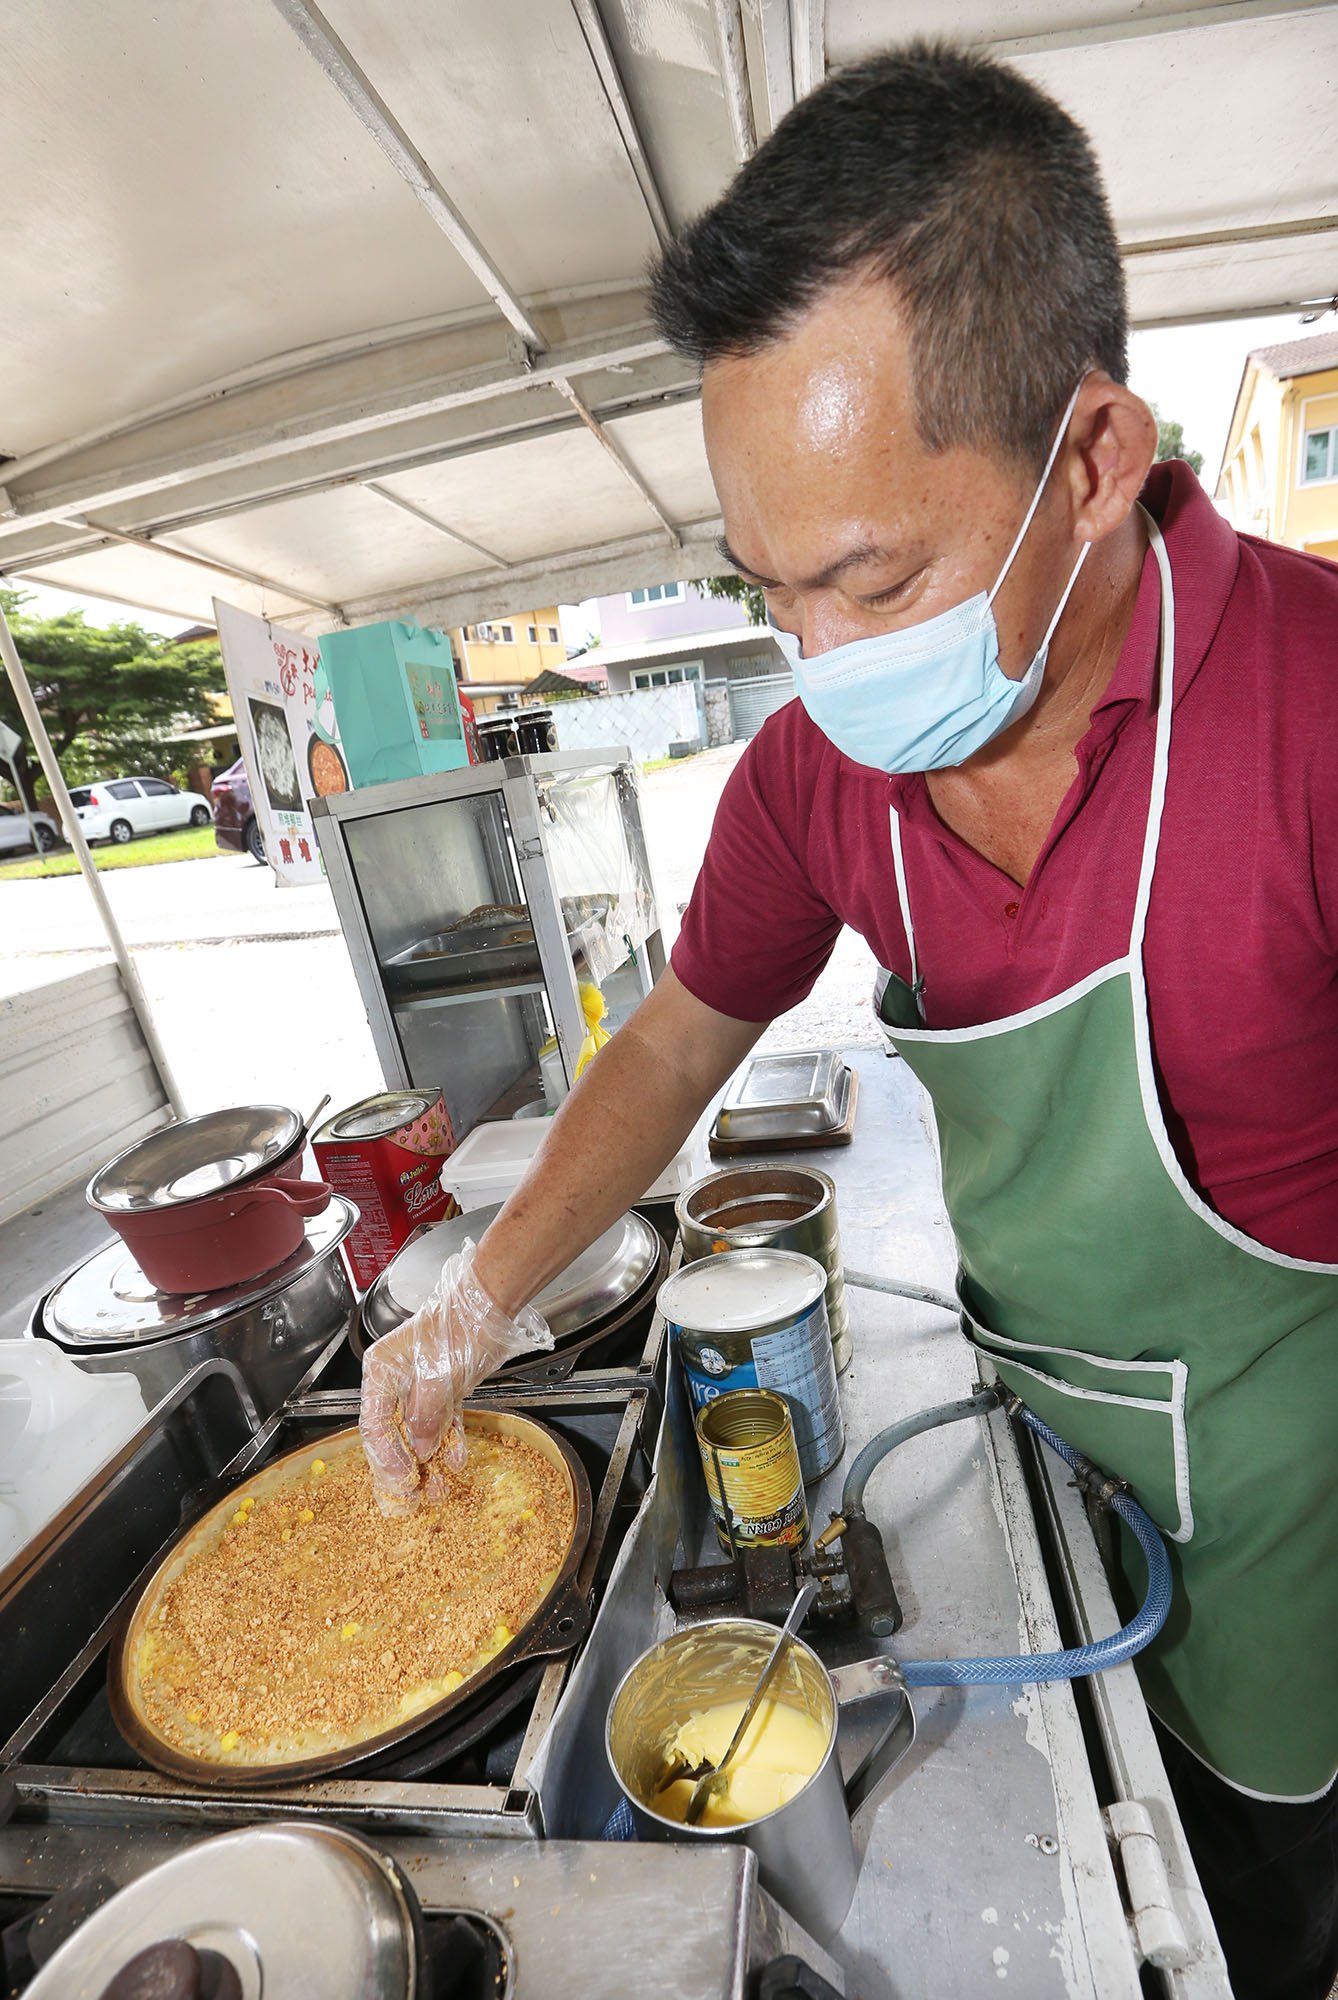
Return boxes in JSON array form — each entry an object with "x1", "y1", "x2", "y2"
[{"x1": 769, "y1": 381, "x2": 1089, "y2": 773}]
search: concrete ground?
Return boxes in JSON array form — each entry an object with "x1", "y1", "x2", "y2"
[{"x1": 0, "y1": 746, "x2": 883, "y2": 1117}]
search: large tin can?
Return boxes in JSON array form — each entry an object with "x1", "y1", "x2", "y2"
[
  {"x1": 696, "y1": 1389, "x2": 808, "y2": 1554},
  {"x1": 312, "y1": 1090, "x2": 458, "y2": 1288},
  {"x1": 676, "y1": 1165, "x2": 851, "y2": 1375},
  {"x1": 659, "y1": 1248, "x2": 844, "y2": 1482}
]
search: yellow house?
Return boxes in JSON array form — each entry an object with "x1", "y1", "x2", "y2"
[
  {"x1": 1216, "y1": 330, "x2": 1338, "y2": 562},
  {"x1": 449, "y1": 608, "x2": 568, "y2": 700}
]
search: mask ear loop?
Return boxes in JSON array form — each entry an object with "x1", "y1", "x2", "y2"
[{"x1": 986, "y1": 375, "x2": 1088, "y2": 608}]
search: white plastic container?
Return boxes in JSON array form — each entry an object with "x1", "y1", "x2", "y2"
[
  {"x1": 0, "y1": 1341, "x2": 148, "y2": 1573},
  {"x1": 441, "y1": 1117, "x2": 710, "y2": 1213}
]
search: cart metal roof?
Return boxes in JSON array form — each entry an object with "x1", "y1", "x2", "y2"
[{"x1": 2, "y1": 0, "x2": 1335, "y2": 635}]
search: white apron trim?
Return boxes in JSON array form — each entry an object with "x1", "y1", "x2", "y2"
[
  {"x1": 965, "y1": 1311, "x2": 1193, "y2": 1542},
  {"x1": 880, "y1": 952, "x2": 1130, "y2": 1046},
  {"x1": 1150, "y1": 1708, "x2": 1338, "y2": 1807},
  {"x1": 887, "y1": 509, "x2": 1338, "y2": 1276}
]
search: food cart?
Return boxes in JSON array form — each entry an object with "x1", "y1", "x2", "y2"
[{"x1": 1, "y1": 2, "x2": 1335, "y2": 1991}]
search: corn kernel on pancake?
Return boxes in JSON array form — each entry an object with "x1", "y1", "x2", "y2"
[{"x1": 129, "y1": 1426, "x2": 573, "y2": 1766}]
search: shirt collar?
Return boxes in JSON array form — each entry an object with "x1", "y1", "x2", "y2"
[{"x1": 1092, "y1": 460, "x2": 1241, "y2": 723}]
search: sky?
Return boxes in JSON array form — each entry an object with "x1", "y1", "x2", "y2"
[{"x1": 9, "y1": 309, "x2": 1334, "y2": 644}]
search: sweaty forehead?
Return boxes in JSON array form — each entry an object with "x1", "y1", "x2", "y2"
[{"x1": 700, "y1": 283, "x2": 928, "y2": 569}]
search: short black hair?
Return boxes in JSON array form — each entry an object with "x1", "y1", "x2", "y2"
[{"x1": 650, "y1": 42, "x2": 1128, "y2": 469}]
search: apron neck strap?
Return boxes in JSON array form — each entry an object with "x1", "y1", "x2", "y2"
[{"x1": 1129, "y1": 506, "x2": 1175, "y2": 961}]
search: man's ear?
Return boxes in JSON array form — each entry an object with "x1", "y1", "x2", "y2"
[{"x1": 1067, "y1": 376, "x2": 1160, "y2": 545}]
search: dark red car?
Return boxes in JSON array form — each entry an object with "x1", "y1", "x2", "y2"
[{"x1": 210, "y1": 757, "x2": 265, "y2": 863}]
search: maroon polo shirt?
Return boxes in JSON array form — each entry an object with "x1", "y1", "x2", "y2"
[{"x1": 673, "y1": 463, "x2": 1338, "y2": 1261}]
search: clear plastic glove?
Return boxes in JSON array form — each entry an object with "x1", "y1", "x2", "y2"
[{"x1": 360, "y1": 1239, "x2": 552, "y2": 1516}]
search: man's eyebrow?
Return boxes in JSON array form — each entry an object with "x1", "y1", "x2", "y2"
[{"x1": 716, "y1": 532, "x2": 897, "y2": 593}]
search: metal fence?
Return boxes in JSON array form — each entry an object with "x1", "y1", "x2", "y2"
[
  {"x1": 551, "y1": 682, "x2": 701, "y2": 761},
  {"x1": 727, "y1": 669, "x2": 796, "y2": 739}
]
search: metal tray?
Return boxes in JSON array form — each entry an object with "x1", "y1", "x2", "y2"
[
  {"x1": 384, "y1": 918, "x2": 542, "y2": 996},
  {"x1": 713, "y1": 1049, "x2": 851, "y2": 1144}
]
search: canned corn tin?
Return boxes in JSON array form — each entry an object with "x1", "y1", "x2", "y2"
[
  {"x1": 659, "y1": 1248, "x2": 845, "y2": 1482},
  {"x1": 696, "y1": 1389, "x2": 808, "y2": 1553}
]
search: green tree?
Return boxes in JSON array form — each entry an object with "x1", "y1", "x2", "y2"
[
  {"x1": 0, "y1": 590, "x2": 226, "y2": 805},
  {"x1": 1150, "y1": 405, "x2": 1204, "y2": 477},
  {"x1": 699, "y1": 573, "x2": 769, "y2": 626}
]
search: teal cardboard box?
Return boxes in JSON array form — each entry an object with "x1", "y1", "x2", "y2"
[{"x1": 318, "y1": 619, "x2": 471, "y2": 787}]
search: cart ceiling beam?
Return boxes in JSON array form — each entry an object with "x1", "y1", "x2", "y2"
[
  {"x1": 569, "y1": 0, "x2": 674, "y2": 248},
  {"x1": 0, "y1": 318, "x2": 673, "y2": 537},
  {"x1": 292, "y1": 514, "x2": 727, "y2": 635},
  {"x1": 363, "y1": 484, "x2": 510, "y2": 571},
  {"x1": 551, "y1": 374, "x2": 681, "y2": 546},
  {"x1": 985, "y1": 0, "x2": 1331, "y2": 59},
  {"x1": 268, "y1": 0, "x2": 546, "y2": 354},
  {"x1": 63, "y1": 516, "x2": 342, "y2": 617},
  {"x1": 0, "y1": 369, "x2": 703, "y2": 577},
  {"x1": 708, "y1": 0, "x2": 756, "y2": 163}
]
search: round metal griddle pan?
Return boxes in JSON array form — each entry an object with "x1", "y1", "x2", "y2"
[{"x1": 109, "y1": 1410, "x2": 592, "y2": 1789}]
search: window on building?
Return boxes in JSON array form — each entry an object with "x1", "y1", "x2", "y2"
[
  {"x1": 498, "y1": 623, "x2": 514, "y2": 643},
  {"x1": 631, "y1": 661, "x2": 704, "y2": 691},
  {"x1": 546, "y1": 625, "x2": 560, "y2": 644},
  {"x1": 627, "y1": 582, "x2": 685, "y2": 610},
  {"x1": 1302, "y1": 427, "x2": 1336, "y2": 484},
  {"x1": 527, "y1": 624, "x2": 538, "y2": 643}
]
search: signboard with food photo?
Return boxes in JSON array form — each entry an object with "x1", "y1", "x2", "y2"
[{"x1": 214, "y1": 599, "x2": 351, "y2": 886}]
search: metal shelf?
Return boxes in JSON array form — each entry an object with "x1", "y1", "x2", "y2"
[{"x1": 391, "y1": 980, "x2": 548, "y2": 1012}]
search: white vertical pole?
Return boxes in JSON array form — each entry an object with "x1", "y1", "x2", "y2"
[{"x1": 0, "y1": 605, "x2": 187, "y2": 1119}]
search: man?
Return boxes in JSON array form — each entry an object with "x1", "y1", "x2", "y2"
[{"x1": 362, "y1": 45, "x2": 1338, "y2": 1999}]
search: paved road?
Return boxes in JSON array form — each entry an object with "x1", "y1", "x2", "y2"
[{"x1": 1, "y1": 748, "x2": 881, "y2": 1115}]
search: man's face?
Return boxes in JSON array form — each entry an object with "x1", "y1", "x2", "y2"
[{"x1": 701, "y1": 275, "x2": 1077, "y2": 680}]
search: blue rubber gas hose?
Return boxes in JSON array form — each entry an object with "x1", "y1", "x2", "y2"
[
  {"x1": 840, "y1": 1385, "x2": 1173, "y2": 1686},
  {"x1": 897, "y1": 1403, "x2": 1173, "y2": 1687}
]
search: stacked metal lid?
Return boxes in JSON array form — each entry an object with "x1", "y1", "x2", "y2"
[
  {"x1": 42, "y1": 1198, "x2": 356, "y2": 1347},
  {"x1": 361, "y1": 1201, "x2": 661, "y2": 1345},
  {"x1": 25, "y1": 1824, "x2": 423, "y2": 1998}
]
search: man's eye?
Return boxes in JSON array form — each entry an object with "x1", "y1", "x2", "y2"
[{"x1": 862, "y1": 572, "x2": 922, "y2": 608}]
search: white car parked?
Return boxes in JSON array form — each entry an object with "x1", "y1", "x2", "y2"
[
  {"x1": 69, "y1": 776, "x2": 214, "y2": 845},
  {"x1": 0, "y1": 802, "x2": 63, "y2": 853}
]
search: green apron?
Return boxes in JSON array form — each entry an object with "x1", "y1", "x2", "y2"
[{"x1": 878, "y1": 514, "x2": 1338, "y2": 1801}]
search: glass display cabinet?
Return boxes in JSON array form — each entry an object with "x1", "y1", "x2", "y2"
[{"x1": 310, "y1": 749, "x2": 666, "y2": 1142}]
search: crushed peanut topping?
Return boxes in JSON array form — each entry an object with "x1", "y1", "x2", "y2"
[{"x1": 130, "y1": 1428, "x2": 573, "y2": 1766}]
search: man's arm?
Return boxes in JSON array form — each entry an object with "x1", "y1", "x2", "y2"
[{"x1": 472, "y1": 967, "x2": 765, "y2": 1315}]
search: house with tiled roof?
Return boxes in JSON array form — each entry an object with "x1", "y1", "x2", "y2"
[{"x1": 1215, "y1": 330, "x2": 1338, "y2": 562}]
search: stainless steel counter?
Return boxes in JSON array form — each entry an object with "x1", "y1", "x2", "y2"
[{"x1": 535, "y1": 1047, "x2": 1230, "y2": 2000}]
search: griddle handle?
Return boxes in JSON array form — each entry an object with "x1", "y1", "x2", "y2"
[
  {"x1": 759, "y1": 1954, "x2": 845, "y2": 2000},
  {"x1": 843, "y1": 1512, "x2": 902, "y2": 1637}
]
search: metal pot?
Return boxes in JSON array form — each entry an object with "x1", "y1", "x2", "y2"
[
  {"x1": 32, "y1": 1197, "x2": 358, "y2": 1417},
  {"x1": 109, "y1": 1409, "x2": 593, "y2": 1789},
  {"x1": 87, "y1": 1104, "x2": 333, "y2": 1293},
  {"x1": 23, "y1": 1823, "x2": 426, "y2": 1999},
  {"x1": 606, "y1": 1617, "x2": 915, "y2": 1943}
]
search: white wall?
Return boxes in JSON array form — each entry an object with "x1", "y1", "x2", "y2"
[
  {"x1": 0, "y1": 963, "x2": 170, "y2": 1224},
  {"x1": 551, "y1": 684, "x2": 701, "y2": 762}
]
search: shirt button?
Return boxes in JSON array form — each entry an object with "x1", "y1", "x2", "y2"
[{"x1": 1003, "y1": 900, "x2": 1020, "y2": 919}]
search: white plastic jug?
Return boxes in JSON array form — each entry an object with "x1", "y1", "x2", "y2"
[{"x1": 0, "y1": 1341, "x2": 147, "y2": 1572}]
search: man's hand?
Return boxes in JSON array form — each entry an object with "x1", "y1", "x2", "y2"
[{"x1": 359, "y1": 1240, "x2": 552, "y2": 1515}]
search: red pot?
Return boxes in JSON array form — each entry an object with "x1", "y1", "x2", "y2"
[{"x1": 94, "y1": 1172, "x2": 333, "y2": 1295}]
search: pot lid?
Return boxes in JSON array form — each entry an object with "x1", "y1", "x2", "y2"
[
  {"x1": 24, "y1": 1823, "x2": 417, "y2": 1999},
  {"x1": 88, "y1": 1105, "x2": 303, "y2": 1211},
  {"x1": 364, "y1": 1202, "x2": 660, "y2": 1343},
  {"x1": 42, "y1": 1197, "x2": 356, "y2": 1346}
]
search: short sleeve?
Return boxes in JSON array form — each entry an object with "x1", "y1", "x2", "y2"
[{"x1": 670, "y1": 719, "x2": 842, "y2": 1023}]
